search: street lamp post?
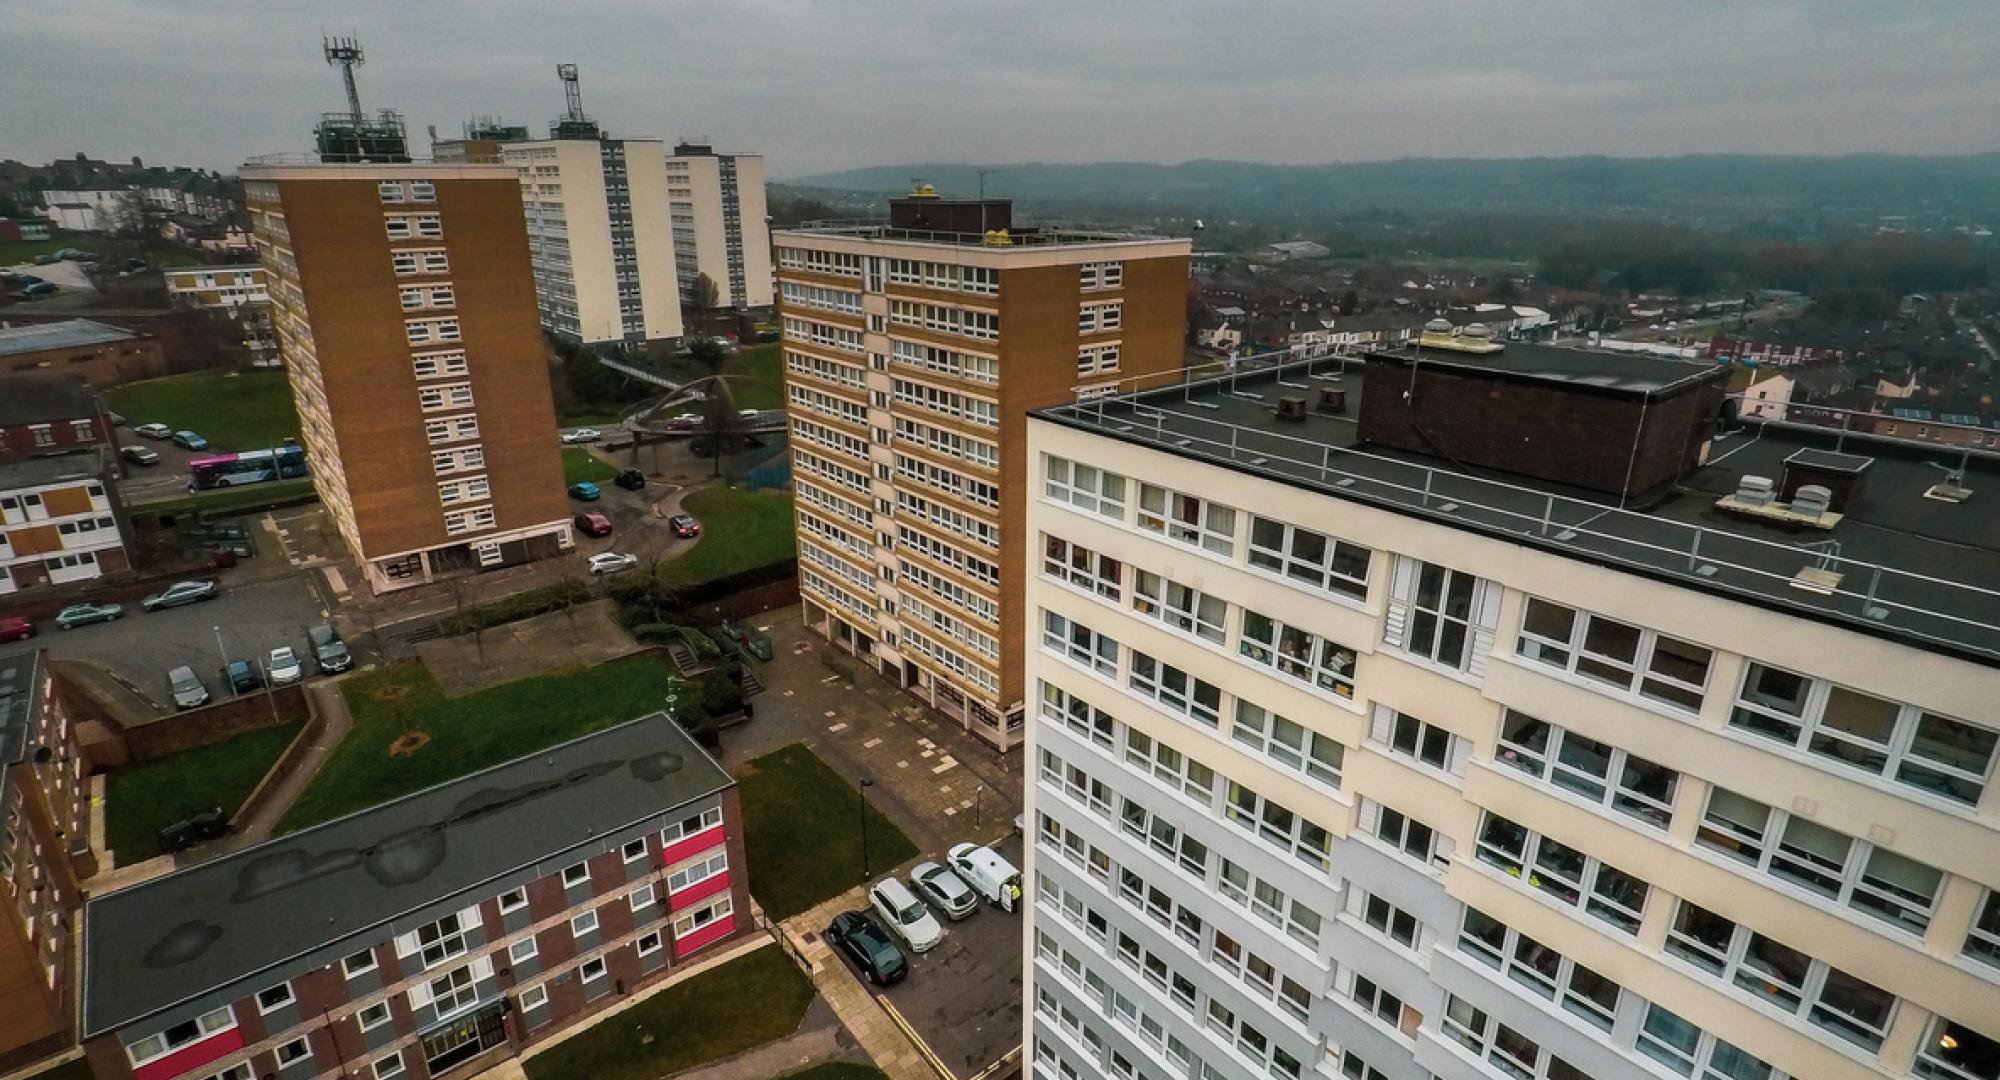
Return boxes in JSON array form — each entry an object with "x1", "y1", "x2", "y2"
[
  {"x1": 212, "y1": 625, "x2": 228, "y2": 669},
  {"x1": 858, "y1": 776, "x2": 875, "y2": 882}
]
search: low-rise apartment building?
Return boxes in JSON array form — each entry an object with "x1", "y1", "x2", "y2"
[
  {"x1": 1, "y1": 450, "x2": 127, "y2": 593},
  {"x1": 0, "y1": 651, "x2": 91, "y2": 1072},
  {"x1": 81, "y1": 714, "x2": 751, "y2": 1080},
  {"x1": 1022, "y1": 331, "x2": 2000, "y2": 1080},
  {"x1": 0, "y1": 373, "x2": 114, "y2": 462},
  {"x1": 0, "y1": 320, "x2": 166, "y2": 385},
  {"x1": 162, "y1": 265, "x2": 270, "y2": 309},
  {"x1": 774, "y1": 192, "x2": 1189, "y2": 749}
]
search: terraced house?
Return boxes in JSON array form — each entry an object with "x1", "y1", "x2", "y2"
[
  {"x1": 774, "y1": 188, "x2": 1190, "y2": 749},
  {"x1": 0, "y1": 449, "x2": 127, "y2": 593},
  {"x1": 1021, "y1": 327, "x2": 2000, "y2": 1080},
  {"x1": 80, "y1": 715, "x2": 751, "y2": 1080}
]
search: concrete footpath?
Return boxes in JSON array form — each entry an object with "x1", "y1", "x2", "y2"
[
  {"x1": 781, "y1": 886, "x2": 942, "y2": 1080},
  {"x1": 212, "y1": 677, "x2": 353, "y2": 852}
]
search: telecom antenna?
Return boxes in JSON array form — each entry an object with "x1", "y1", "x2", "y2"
[
  {"x1": 551, "y1": 64, "x2": 601, "y2": 139},
  {"x1": 324, "y1": 35, "x2": 366, "y2": 120}
]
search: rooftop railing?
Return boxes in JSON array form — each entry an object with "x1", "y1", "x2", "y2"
[
  {"x1": 1050, "y1": 352, "x2": 2000, "y2": 662},
  {"x1": 777, "y1": 220, "x2": 1181, "y2": 247}
]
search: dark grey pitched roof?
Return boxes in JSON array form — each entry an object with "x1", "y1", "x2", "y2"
[
  {"x1": 0, "y1": 651, "x2": 49, "y2": 838},
  {"x1": 0, "y1": 372, "x2": 101, "y2": 427},
  {"x1": 83, "y1": 712, "x2": 734, "y2": 1036}
]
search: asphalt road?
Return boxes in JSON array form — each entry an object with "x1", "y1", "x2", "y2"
[
  {"x1": 874, "y1": 833, "x2": 1029, "y2": 1076},
  {"x1": 112, "y1": 435, "x2": 207, "y2": 503},
  {"x1": 27, "y1": 573, "x2": 334, "y2": 711}
]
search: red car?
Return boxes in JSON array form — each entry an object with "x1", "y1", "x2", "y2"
[
  {"x1": 669, "y1": 513, "x2": 702, "y2": 539},
  {"x1": 0, "y1": 616, "x2": 34, "y2": 643},
  {"x1": 574, "y1": 511, "x2": 613, "y2": 538}
]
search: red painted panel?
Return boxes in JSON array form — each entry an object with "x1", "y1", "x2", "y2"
[
  {"x1": 672, "y1": 915, "x2": 736, "y2": 958},
  {"x1": 668, "y1": 870, "x2": 730, "y2": 906},
  {"x1": 132, "y1": 1028, "x2": 245, "y2": 1080},
  {"x1": 658, "y1": 827, "x2": 725, "y2": 867}
]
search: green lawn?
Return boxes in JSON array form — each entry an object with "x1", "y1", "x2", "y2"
[
  {"x1": 556, "y1": 407, "x2": 624, "y2": 428},
  {"x1": 106, "y1": 723, "x2": 301, "y2": 863},
  {"x1": 524, "y1": 945, "x2": 813, "y2": 1080},
  {"x1": 18, "y1": 1058, "x2": 95, "y2": 1080},
  {"x1": 659, "y1": 485, "x2": 796, "y2": 588},
  {"x1": 0, "y1": 234, "x2": 77, "y2": 265},
  {"x1": 562, "y1": 446, "x2": 616, "y2": 485},
  {"x1": 106, "y1": 370, "x2": 300, "y2": 451},
  {"x1": 779, "y1": 1066, "x2": 890, "y2": 1080},
  {"x1": 739, "y1": 744, "x2": 918, "y2": 921},
  {"x1": 724, "y1": 342, "x2": 784, "y2": 410},
  {"x1": 276, "y1": 655, "x2": 683, "y2": 834}
]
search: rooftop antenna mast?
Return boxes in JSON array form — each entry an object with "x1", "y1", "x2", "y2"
[
  {"x1": 324, "y1": 35, "x2": 366, "y2": 121},
  {"x1": 559, "y1": 63, "x2": 586, "y2": 123}
]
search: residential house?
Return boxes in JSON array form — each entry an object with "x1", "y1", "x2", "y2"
[{"x1": 0, "y1": 373, "x2": 114, "y2": 461}]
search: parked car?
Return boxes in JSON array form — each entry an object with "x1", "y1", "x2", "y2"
[
  {"x1": 568, "y1": 481, "x2": 601, "y2": 501},
  {"x1": 574, "y1": 511, "x2": 613, "y2": 538},
  {"x1": 0, "y1": 616, "x2": 34, "y2": 643},
  {"x1": 307, "y1": 623, "x2": 352, "y2": 674},
  {"x1": 739, "y1": 408, "x2": 762, "y2": 420},
  {"x1": 22, "y1": 282, "x2": 58, "y2": 298},
  {"x1": 869, "y1": 877, "x2": 945, "y2": 952},
  {"x1": 665, "y1": 412, "x2": 702, "y2": 432},
  {"x1": 587, "y1": 551, "x2": 639, "y2": 576},
  {"x1": 948, "y1": 842, "x2": 1023, "y2": 912},
  {"x1": 108, "y1": 411, "x2": 125, "y2": 426},
  {"x1": 561, "y1": 427, "x2": 602, "y2": 444},
  {"x1": 171, "y1": 430, "x2": 209, "y2": 451},
  {"x1": 142, "y1": 579, "x2": 218, "y2": 611},
  {"x1": 168, "y1": 665, "x2": 210, "y2": 709},
  {"x1": 267, "y1": 646, "x2": 304, "y2": 686},
  {"x1": 825, "y1": 911, "x2": 908, "y2": 985},
  {"x1": 669, "y1": 513, "x2": 701, "y2": 538},
  {"x1": 221, "y1": 659, "x2": 262, "y2": 695},
  {"x1": 910, "y1": 861, "x2": 979, "y2": 921},
  {"x1": 613, "y1": 468, "x2": 646, "y2": 491},
  {"x1": 121, "y1": 445, "x2": 161, "y2": 466},
  {"x1": 55, "y1": 602, "x2": 122, "y2": 629},
  {"x1": 33, "y1": 254, "x2": 58, "y2": 265},
  {"x1": 134, "y1": 422, "x2": 172, "y2": 439}
]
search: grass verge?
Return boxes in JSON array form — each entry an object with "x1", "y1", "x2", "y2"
[
  {"x1": 739, "y1": 743, "x2": 918, "y2": 921},
  {"x1": 106, "y1": 723, "x2": 301, "y2": 863},
  {"x1": 522, "y1": 945, "x2": 813, "y2": 1080},
  {"x1": 724, "y1": 343, "x2": 783, "y2": 410},
  {"x1": 105, "y1": 370, "x2": 300, "y2": 450},
  {"x1": 562, "y1": 446, "x2": 617, "y2": 485},
  {"x1": 276, "y1": 655, "x2": 683, "y2": 834},
  {"x1": 657, "y1": 485, "x2": 795, "y2": 588}
]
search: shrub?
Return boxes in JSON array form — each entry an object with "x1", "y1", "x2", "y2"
[
  {"x1": 628, "y1": 622, "x2": 682, "y2": 644},
  {"x1": 675, "y1": 701, "x2": 719, "y2": 749},
  {"x1": 701, "y1": 672, "x2": 743, "y2": 718}
]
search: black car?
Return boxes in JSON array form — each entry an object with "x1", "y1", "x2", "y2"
[
  {"x1": 826, "y1": 911, "x2": 907, "y2": 985},
  {"x1": 613, "y1": 468, "x2": 646, "y2": 491}
]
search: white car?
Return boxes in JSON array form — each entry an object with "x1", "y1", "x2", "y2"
[
  {"x1": 134, "y1": 422, "x2": 173, "y2": 439},
  {"x1": 561, "y1": 428, "x2": 602, "y2": 444},
  {"x1": 587, "y1": 551, "x2": 639, "y2": 576},
  {"x1": 948, "y1": 842, "x2": 1023, "y2": 913},
  {"x1": 267, "y1": 646, "x2": 304, "y2": 686},
  {"x1": 869, "y1": 877, "x2": 944, "y2": 953}
]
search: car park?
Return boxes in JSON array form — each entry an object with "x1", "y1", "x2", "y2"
[
  {"x1": 613, "y1": 468, "x2": 646, "y2": 490},
  {"x1": 560, "y1": 427, "x2": 602, "y2": 444},
  {"x1": 55, "y1": 602, "x2": 122, "y2": 629},
  {"x1": 587, "y1": 551, "x2": 639, "y2": 576},
  {"x1": 221, "y1": 659, "x2": 262, "y2": 695},
  {"x1": 33, "y1": 254, "x2": 58, "y2": 265},
  {"x1": 307, "y1": 623, "x2": 352, "y2": 674},
  {"x1": 171, "y1": 430, "x2": 209, "y2": 451},
  {"x1": 870, "y1": 877, "x2": 945, "y2": 952},
  {"x1": 121, "y1": 445, "x2": 161, "y2": 466},
  {"x1": 574, "y1": 511, "x2": 613, "y2": 537},
  {"x1": 948, "y1": 842, "x2": 1022, "y2": 912},
  {"x1": 168, "y1": 665, "x2": 210, "y2": 709},
  {"x1": 718, "y1": 617, "x2": 772, "y2": 661},
  {"x1": 134, "y1": 422, "x2": 172, "y2": 439},
  {"x1": 910, "y1": 861, "x2": 979, "y2": 921},
  {"x1": 669, "y1": 513, "x2": 701, "y2": 538},
  {"x1": 826, "y1": 911, "x2": 908, "y2": 985},
  {"x1": 0, "y1": 616, "x2": 34, "y2": 643},
  {"x1": 267, "y1": 646, "x2": 304, "y2": 686},
  {"x1": 568, "y1": 481, "x2": 601, "y2": 501},
  {"x1": 142, "y1": 579, "x2": 218, "y2": 610}
]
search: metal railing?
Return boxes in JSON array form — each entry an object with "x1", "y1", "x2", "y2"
[
  {"x1": 778, "y1": 220, "x2": 1179, "y2": 247},
  {"x1": 1051, "y1": 354, "x2": 2000, "y2": 660}
]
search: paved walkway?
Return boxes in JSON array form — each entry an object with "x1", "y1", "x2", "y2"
[
  {"x1": 781, "y1": 886, "x2": 941, "y2": 1080},
  {"x1": 213, "y1": 676, "x2": 353, "y2": 851},
  {"x1": 415, "y1": 599, "x2": 640, "y2": 696}
]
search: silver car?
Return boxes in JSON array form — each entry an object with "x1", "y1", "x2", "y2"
[
  {"x1": 910, "y1": 861, "x2": 978, "y2": 921},
  {"x1": 167, "y1": 665, "x2": 210, "y2": 710}
]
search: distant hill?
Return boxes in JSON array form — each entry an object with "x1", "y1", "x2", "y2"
[{"x1": 787, "y1": 155, "x2": 2000, "y2": 228}]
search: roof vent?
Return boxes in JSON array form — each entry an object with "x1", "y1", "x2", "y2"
[{"x1": 1423, "y1": 317, "x2": 1452, "y2": 334}]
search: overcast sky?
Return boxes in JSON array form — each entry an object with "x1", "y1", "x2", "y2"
[{"x1": 4, "y1": 1, "x2": 1996, "y2": 179}]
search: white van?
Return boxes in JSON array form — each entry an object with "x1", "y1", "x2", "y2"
[
  {"x1": 868, "y1": 877, "x2": 944, "y2": 952},
  {"x1": 947, "y1": 842, "x2": 1022, "y2": 913}
]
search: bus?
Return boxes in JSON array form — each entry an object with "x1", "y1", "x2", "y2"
[{"x1": 188, "y1": 444, "x2": 309, "y2": 490}]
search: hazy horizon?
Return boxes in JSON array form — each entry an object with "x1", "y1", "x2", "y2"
[{"x1": 4, "y1": 1, "x2": 1997, "y2": 178}]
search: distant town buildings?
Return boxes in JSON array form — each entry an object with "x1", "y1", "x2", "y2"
[
  {"x1": 0, "y1": 651, "x2": 90, "y2": 1072},
  {"x1": 774, "y1": 189, "x2": 1191, "y2": 748}
]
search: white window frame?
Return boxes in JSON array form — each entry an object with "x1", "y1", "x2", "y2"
[
  {"x1": 1131, "y1": 570, "x2": 1227, "y2": 645},
  {"x1": 1040, "y1": 535, "x2": 1123, "y2": 603},
  {"x1": 1136, "y1": 483, "x2": 1235, "y2": 556},
  {"x1": 1457, "y1": 907, "x2": 1622, "y2": 1033},
  {"x1": 1043, "y1": 610, "x2": 1119, "y2": 679},
  {"x1": 1473, "y1": 812, "x2": 1649, "y2": 934},
  {"x1": 1966, "y1": 890, "x2": 2000, "y2": 971},
  {"x1": 630, "y1": 884, "x2": 657, "y2": 911},
  {"x1": 374, "y1": 1050, "x2": 406, "y2": 1079},
  {"x1": 1517, "y1": 597, "x2": 1713, "y2": 713},
  {"x1": 1246, "y1": 514, "x2": 1371, "y2": 602},
  {"x1": 571, "y1": 909, "x2": 599, "y2": 937},
  {"x1": 124, "y1": 1006, "x2": 236, "y2": 1068},
  {"x1": 342, "y1": 948, "x2": 378, "y2": 979},
  {"x1": 256, "y1": 980, "x2": 295, "y2": 1014},
  {"x1": 1383, "y1": 557, "x2": 1501, "y2": 676},
  {"x1": 1128, "y1": 650, "x2": 1221, "y2": 729},
  {"x1": 1044, "y1": 455, "x2": 1126, "y2": 519},
  {"x1": 508, "y1": 937, "x2": 538, "y2": 964},
  {"x1": 1239, "y1": 609, "x2": 1356, "y2": 700},
  {"x1": 1661, "y1": 899, "x2": 1898, "y2": 1052},
  {"x1": 1494, "y1": 709, "x2": 1677, "y2": 830},
  {"x1": 1232, "y1": 699, "x2": 1343, "y2": 788},
  {"x1": 358, "y1": 1001, "x2": 391, "y2": 1031}
]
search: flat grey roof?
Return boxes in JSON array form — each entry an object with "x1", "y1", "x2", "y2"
[
  {"x1": 0, "y1": 449, "x2": 110, "y2": 491},
  {"x1": 0, "y1": 651, "x2": 48, "y2": 814},
  {"x1": 0, "y1": 319, "x2": 134, "y2": 357},
  {"x1": 1034, "y1": 352, "x2": 2000, "y2": 666},
  {"x1": 83, "y1": 712, "x2": 733, "y2": 1035}
]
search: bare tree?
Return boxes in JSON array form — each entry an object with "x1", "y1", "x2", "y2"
[
  {"x1": 446, "y1": 575, "x2": 485, "y2": 664},
  {"x1": 695, "y1": 272, "x2": 722, "y2": 315},
  {"x1": 700, "y1": 379, "x2": 746, "y2": 480},
  {"x1": 107, "y1": 188, "x2": 150, "y2": 240}
]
